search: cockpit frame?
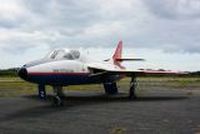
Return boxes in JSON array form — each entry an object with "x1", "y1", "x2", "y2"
[{"x1": 46, "y1": 49, "x2": 80, "y2": 60}]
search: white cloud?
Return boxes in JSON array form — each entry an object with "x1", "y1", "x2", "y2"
[
  {"x1": 144, "y1": 0, "x2": 200, "y2": 19},
  {"x1": 0, "y1": 0, "x2": 200, "y2": 70},
  {"x1": 83, "y1": 21, "x2": 125, "y2": 38},
  {"x1": 0, "y1": 0, "x2": 25, "y2": 19}
]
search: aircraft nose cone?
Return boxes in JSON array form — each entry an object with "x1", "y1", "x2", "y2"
[{"x1": 18, "y1": 68, "x2": 28, "y2": 80}]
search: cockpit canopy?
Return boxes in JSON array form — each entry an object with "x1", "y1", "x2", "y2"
[{"x1": 46, "y1": 49, "x2": 80, "y2": 60}]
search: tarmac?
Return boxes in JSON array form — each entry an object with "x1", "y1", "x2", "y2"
[{"x1": 0, "y1": 88, "x2": 200, "y2": 134}]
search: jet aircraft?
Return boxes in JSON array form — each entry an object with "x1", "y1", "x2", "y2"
[{"x1": 18, "y1": 41, "x2": 184, "y2": 106}]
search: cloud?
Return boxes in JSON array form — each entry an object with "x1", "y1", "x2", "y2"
[
  {"x1": 0, "y1": 0, "x2": 200, "y2": 52},
  {"x1": 134, "y1": 0, "x2": 200, "y2": 53},
  {"x1": 0, "y1": 0, "x2": 200, "y2": 69},
  {"x1": 144, "y1": 0, "x2": 200, "y2": 19}
]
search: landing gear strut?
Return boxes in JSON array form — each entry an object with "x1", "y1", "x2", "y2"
[
  {"x1": 38, "y1": 84, "x2": 46, "y2": 100},
  {"x1": 104, "y1": 82, "x2": 118, "y2": 95},
  {"x1": 52, "y1": 86, "x2": 64, "y2": 106},
  {"x1": 129, "y1": 74, "x2": 137, "y2": 99}
]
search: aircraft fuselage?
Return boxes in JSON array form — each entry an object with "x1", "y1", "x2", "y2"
[{"x1": 18, "y1": 59, "x2": 121, "y2": 86}]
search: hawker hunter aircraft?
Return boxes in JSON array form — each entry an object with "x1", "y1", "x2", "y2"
[{"x1": 18, "y1": 41, "x2": 184, "y2": 106}]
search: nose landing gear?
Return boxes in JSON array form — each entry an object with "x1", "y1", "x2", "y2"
[
  {"x1": 52, "y1": 86, "x2": 64, "y2": 106},
  {"x1": 38, "y1": 84, "x2": 46, "y2": 100}
]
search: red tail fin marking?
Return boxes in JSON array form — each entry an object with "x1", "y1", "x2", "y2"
[
  {"x1": 112, "y1": 40, "x2": 122, "y2": 60},
  {"x1": 112, "y1": 41, "x2": 125, "y2": 69}
]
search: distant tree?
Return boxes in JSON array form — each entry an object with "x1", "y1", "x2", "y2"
[
  {"x1": 158, "y1": 69, "x2": 165, "y2": 71},
  {"x1": 0, "y1": 68, "x2": 19, "y2": 77},
  {"x1": 190, "y1": 71, "x2": 200, "y2": 76}
]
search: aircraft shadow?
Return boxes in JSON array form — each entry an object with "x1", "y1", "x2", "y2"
[
  {"x1": 1, "y1": 94, "x2": 188, "y2": 122},
  {"x1": 26, "y1": 93, "x2": 188, "y2": 103}
]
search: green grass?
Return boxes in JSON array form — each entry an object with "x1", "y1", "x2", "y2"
[{"x1": 0, "y1": 76, "x2": 199, "y2": 97}]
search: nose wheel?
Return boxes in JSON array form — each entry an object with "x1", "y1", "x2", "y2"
[
  {"x1": 52, "y1": 95, "x2": 63, "y2": 106},
  {"x1": 38, "y1": 85, "x2": 46, "y2": 100},
  {"x1": 52, "y1": 86, "x2": 64, "y2": 106},
  {"x1": 129, "y1": 74, "x2": 137, "y2": 99}
]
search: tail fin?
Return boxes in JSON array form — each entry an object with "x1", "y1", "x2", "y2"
[
  {"x1": 112, "y1": 40, "x2": 123, "y2": 62},
  {"x1": 111, "y1": 41, "x2": 145, "y2": 69},
  {"x1": 112, "y1": 41, "x2": 125, "y2": 69}
]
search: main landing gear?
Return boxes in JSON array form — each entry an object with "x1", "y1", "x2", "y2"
[
  {"x1": 52, "y1": 86, "x2": 64, "y2": 106},
  {"x1": 129, "y1": 74, "x2": 137, "y2": 99},
  {"x1": 104, "y1": 82, "x2": 118, "y2": 95},
  {"x1": 103, "y1": 74, "x2": 137, "y2": 99}
]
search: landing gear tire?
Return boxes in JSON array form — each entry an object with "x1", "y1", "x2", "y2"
[
  {"x1": 52, "y1": 86, "x2": 64, "y2": 106},
  {"x1": 129, "y1": 75, "x2": 137, "y2": 100},
  {"x1": 52, "y1": 96, "x2": 64, "y2": 106},
  {"x1": 38, "y1": 85, "x2": 46, "y2": 100}
]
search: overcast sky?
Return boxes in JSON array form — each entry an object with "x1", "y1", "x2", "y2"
[{"x1": 0, "y1": 0, "x2": 200, "y2": 71}]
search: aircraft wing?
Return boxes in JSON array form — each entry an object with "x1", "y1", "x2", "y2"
[{"x1": 87, "y1": 63, "x2": 187, "y2": 77}]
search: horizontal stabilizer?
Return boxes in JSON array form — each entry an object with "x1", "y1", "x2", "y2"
[{"x1": 115, "y1": 58, "x2": 145, "y2": 62}]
